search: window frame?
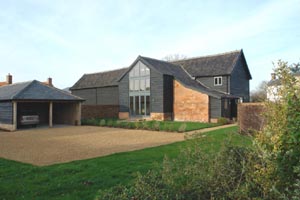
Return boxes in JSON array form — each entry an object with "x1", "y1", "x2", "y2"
[{"x1": 214, "y1": 76, "x2": 222, "y2": 86}]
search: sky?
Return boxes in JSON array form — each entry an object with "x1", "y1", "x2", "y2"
[{"x1": 0, "y1": 0, "x2": 299, "y2": 91}]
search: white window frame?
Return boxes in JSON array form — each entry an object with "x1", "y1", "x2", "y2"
[{"x1": 214, "y1": 76, "x2": 222, "y2": 86}]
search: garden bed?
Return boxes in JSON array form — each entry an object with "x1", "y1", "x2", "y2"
[{"x1": 82, "y1": 118, "x2": 221, "y2": 132}]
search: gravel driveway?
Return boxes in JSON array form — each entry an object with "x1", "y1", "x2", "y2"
[{"x1": 0, "y1": 126, "x2": 184, "y2": 166}]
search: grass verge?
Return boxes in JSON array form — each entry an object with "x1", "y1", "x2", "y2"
[{"x1": 0, "y1": 126, "x2": 251, "y2": 200}]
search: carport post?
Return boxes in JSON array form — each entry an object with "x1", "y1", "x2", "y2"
[
  {"x1": 12, "y1": 101, "x2": 17, "y2": 131},
  {"x1": 49, "y1": 102, "x2": 53, "y2": 128},
  {"x1": 76, "y1": 102, "x2": 82, "y2": 126}
]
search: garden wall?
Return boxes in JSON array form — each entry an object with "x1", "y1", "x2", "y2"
[
  {"x1": 238, "y1": 103, "x2": 265, "y2": 133},
  {"x1": 81, "y1": 105, "x2": 119, "y2": 119}
]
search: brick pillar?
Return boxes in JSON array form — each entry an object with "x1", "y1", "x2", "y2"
[{"x1": 49, "y1": 102, "x2": 53, "y2": 127}]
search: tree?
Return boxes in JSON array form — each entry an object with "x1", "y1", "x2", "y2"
[
  {"x1": 250, "y1": 81, "x2": 268, "y2": 102},
  {"x1": 254, "y1": 60, "x2": 300, "y2": 198},
  {"x1": 162, "y1": 54, "x2": 187, "y2": 62},
  {"x1": 289, "y1": 62, "x2": 300, "y2": 73}
]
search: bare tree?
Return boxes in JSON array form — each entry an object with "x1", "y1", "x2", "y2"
[
  {"x1": 250, "y1": 81, "x2": 268, "y2": 102},
  {"x1": 162, "y1": 54, "x2": 187, "y2": 62}
]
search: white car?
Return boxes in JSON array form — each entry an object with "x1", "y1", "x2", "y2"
[{"x1": 20, "y1": 112, "x2": 39, "y2": 127}]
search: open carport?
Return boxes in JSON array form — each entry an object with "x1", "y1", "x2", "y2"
[{"x1": 0, "y1": 80, "x2": 83, "y2": 131}]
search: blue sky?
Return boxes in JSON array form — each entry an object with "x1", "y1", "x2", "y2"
[{"x1": 0, "y1": 0, "x2": 299, "y2": 90}]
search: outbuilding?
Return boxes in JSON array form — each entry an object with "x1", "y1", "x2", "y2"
[{"x1": 0, "y1": 80, "x2": 83, "y2": 131}]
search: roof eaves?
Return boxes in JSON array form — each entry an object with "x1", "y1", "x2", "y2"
[
  {"x1": 117, "y1": 56, "x2": 141, "y2": 82},
  {"x1": 70, "y1": 74, "x2": 87, "y2": 90}
]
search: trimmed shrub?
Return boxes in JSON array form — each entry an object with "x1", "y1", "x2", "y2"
[
  {"x1": 164, "y1": 123, "x2": 175, "y2": 132},
  {"x1": 177, "y1": 123, "x2": 187, "y2": 133},
  {"x1": 106, "y1": 119, "x2": 113, "y2": 127},
  {"x1": 115, "y1": 120, "x2": 122, "y2": 128},
  {"x1": 126, "y1": 122, "x2": 135, "y2": 129},
  {"x1": 99, "y1": 119, "x2": 106, "y2": 126},
  {"x1": 141, "y1": 121, "x2": 149, "y2": 130},
  {"x1": 152, "y1": 121, "x2": 160, "y2": 131},
  {"x1": 217, "y1": 117, "x2": 228, "y2": 125}
]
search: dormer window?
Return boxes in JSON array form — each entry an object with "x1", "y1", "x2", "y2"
[{"x1": 214, "y1": 77, "x2": 222, "y2": 86}]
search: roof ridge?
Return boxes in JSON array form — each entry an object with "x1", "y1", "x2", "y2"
[
  {"x1": 172, "y1": 49, "x2": 241, "y2": 63},
  {"x1": 140, "y1": 55, "x2": 182, "y2": 68},
  {"x1": 0, "y1": 80, "x2": 33, "y2": 88},
  {"x1": 84, "y1": 67, "x2": 128, "y2": 76}
]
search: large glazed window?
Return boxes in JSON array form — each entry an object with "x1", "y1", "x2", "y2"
[{"x1": 129, "y1": 61, "x2": 150, "y2": 117}]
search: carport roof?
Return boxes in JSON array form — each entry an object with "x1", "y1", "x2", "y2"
[{"x1": 0, "y1": 80, "x2": 83, "y2": 101}]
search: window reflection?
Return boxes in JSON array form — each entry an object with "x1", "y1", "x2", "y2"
[
  {"x1": 129, "y1": 61, "x2": 150, "y2": 116},
  {"x1": 146, "y1": 78, "x2": 150, "y2": 91}
]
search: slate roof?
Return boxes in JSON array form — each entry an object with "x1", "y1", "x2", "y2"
[
  {"x1": 172, "y1": 50, "x2": 251, "y2": 79},
  {"x1": 267, "y1": 79, "x2": 281, "y2": 86},
  {"x1": 139, "y1": 56, "x2": 237, "y2": 98},
  {"x1": 267, "y1": 72, "x2": 300, "y2": 86},
  {"x1": 0, "y1": 80, "x2": 83, "y2": 101},
  {"x1": 71, "y1": 50, "x2": 250, "y2": 98},
  {"x1": 70, "y1": 68, "x2": 128, "y2": 90}
]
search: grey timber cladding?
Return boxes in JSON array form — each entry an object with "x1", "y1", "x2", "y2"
[
  {"x1": 97, "y1": 87, "x2": 119, "y2": 105},
  {"x1": 209, "y1": 97, "x2": 221, "y2": 118},
  {"x1": 230, "y1": 56, "x2": 250, "y2": 102},
  {"x1": 72, "y1": 89, "x2": 96, "y2": 105},
  {"x1": 150, "y1": 68, "x2": 164, "y2": 113},
  {"x1": 163, "y1": 75, "x2": 173, "y2": 113},
  {"x1": 0, "y1": 102, "x2": 13, "y2": 124},
  {"x1": 119, "y1": 73, "x2": 129, "y2": 112},
  {"x1": 72, "y1": 87, "x2": 119, "y2": 105},
  {"x1": 197, "y1": 76, "x2": 229, "y2": 94}
]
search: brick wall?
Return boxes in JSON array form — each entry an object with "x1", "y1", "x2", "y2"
[
  {"x1": 81, "y1": 105, "x2": 119, "y2": 119},
  {"x1": 150, "y1": 113, "x2": 172, "y2": 121},
  {"x1": 238, "y1": 103, "x2": 265, "y2": 133},
  {"x1": 173, "y1": 80, "x2": 209, "y2": 122},
  {"x1": 119, "y1": 112, "x2": 129, "y2": 120}
]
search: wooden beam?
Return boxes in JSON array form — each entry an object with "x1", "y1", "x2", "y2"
[
  {"x1": 12, "y1": 101, "x2": 17, "y2": 131},
  {"x1": 76, "y1": 102, "x2": 81, "y2": 125},
  {"x1": 49, "y1": 102, "x2": 53, "y2": 127}
]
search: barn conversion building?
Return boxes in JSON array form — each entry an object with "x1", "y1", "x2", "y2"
[{"x1": 71, "y1": 50, "x2": 251, "y2": 122}]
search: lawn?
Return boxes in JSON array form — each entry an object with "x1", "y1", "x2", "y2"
[
  {"x1": 82, "y1": 118, "x2": 222, "y2": 132},
  {"x1": 0, "y1": 126, "x2": 251, "y2": 200}
]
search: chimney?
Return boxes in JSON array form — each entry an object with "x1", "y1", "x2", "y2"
[
  {"x1": 271, "y1": 73, "x2": 276, "y2": 80},
  {"x1": 6, "y1": 73, "x2": 12, "y2": 84},
  {"x1": 47, "y1": 77, "x2": 53, "y2": 86}
]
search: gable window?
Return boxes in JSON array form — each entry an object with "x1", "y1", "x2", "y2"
[
  {"x1": 129, "y1": 61, "x2": 150, "y2": 117},
  {"x1": 214, "y1": 77, "x2": 222, "y2": 86}
]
